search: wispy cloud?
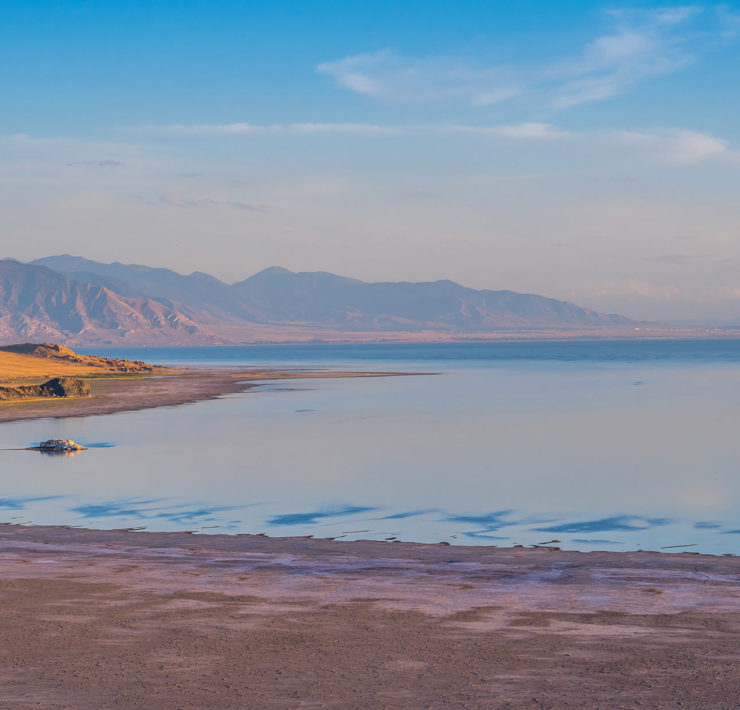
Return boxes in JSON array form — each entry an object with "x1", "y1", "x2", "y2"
[
  {"x1": 142, "y1": 122, "x2": 738, "y2": 165},
  {"x1": 149, "y1": 120, "x2": 571, "y2": 140},
  {"x1": 160, "y1": 194, "x2": 267, "y2": 211},
  {"x1": 65, "y1": 159, "x2": 124, "y2": 168},
  {"x1": 548, "y1": 6, "x2": 704, "y2": 108},
  {"x1": 318, "y1": 49, "x2": 521, "y2": 106},
  {"x1": 318, "y1": 6, "x2": 727, "y2": 110},
  {"x1": 533, "y1": 515, "x2": 670, "y2": 533},
  {"x1": 155, "y1": 122, "x2": 400, "y2": 136},
  {"x1": 440, "y1": 122, "x2": 573, "y2": 139},
  {"x1": 607, "y1": 128, "x2": 730, "y2": 164}
]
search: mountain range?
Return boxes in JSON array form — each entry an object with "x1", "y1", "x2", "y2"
[{"x1": 0, "y1": 255, "x2": 634, "y2": 345}]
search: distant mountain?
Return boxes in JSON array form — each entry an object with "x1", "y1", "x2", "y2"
[
  {"x1": 232, "y1": 267, "x2": 630, "y2": 330},
  {"x1": 0, "y1": 255, "x2": 635, "y2": 345},
  {"x1": 0, "y1": 260, "x2": 221, "y2": 345},
  {"x1": 31, "y1": 255, "x2": 249, "y2": 321}
]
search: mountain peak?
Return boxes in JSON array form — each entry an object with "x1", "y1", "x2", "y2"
[{"x1": 251, "y1": 266, "x2": 294, "y2": 278}]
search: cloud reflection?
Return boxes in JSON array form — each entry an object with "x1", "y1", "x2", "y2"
[
  {"x1": 267, "y1": 505, "x2": 376, "y2": 526},
  {"x1": 0, "y1": 496, "x2": 65, "y2": 510},
  {"x1": 533, "y1": 515, "x2": 670, "y2": 533},
  {"x1": 445, "y1": 510, "x2": 517, "y2": 539},
  {"x1": 70, "y1": 498, "x2": 251, "y2": 524},
  {"x1": 378, "y1": 509, "x2": 439, "y2": 520}
]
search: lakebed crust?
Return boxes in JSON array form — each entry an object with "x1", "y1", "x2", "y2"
[{"x1": 0, "y1": 523, "x2": 738, "y2": 708}]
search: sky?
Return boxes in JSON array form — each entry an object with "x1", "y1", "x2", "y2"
[{"x1": 2, "y1": 1, "x2": 740, "y2": 322}]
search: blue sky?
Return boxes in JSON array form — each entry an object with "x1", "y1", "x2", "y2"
[{"x1": 2, "y1": 1, "x2": 740, "y2": 321}]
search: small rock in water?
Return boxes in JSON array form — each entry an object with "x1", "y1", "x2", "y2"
[{"x1": 37, "y1": 439, "x2": 87, "y2": 452}]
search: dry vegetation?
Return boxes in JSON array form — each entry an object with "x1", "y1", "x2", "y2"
[{"x1": 0, "y1": 343, "x2": 159, "y2": 386}]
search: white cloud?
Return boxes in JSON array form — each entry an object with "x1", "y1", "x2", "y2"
[
  {"x1": 148, "y1": 121, "x2": 572, "y2": 141},
  {"x1": 317, "y1": 49, "x2": 521, "y2": 105},
  {"x1": 549, "y1": 8, "x2": 702, "y2": 108},
  {"x1": 318, "y1": 6, "x2": 720, "y2": 110},
  {"x1": 150, "y1": 122, "x2": 399, "y2": 136},
  {"x1": 153, "y1": 123, "x2": 284, "y2": 136},
  {"x1": 142, "y1": 121, "x2": 738, "y2": 164},
  {"x1": 443, "y1": 122, "x2": 572, "y2": 140},
  {"x1": 608, "y1": 128, "x2": 731, "y2": 164},
  {"x1": 289, "y1": 123, "x2": 399, "y2": 135}
]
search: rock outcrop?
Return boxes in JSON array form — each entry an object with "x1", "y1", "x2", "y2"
[{"x1": 0, "y1": 377, "x2": 91, "y2": 401}]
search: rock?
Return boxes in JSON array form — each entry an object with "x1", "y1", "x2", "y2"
[
  {"x1": 38, "y1": 377, "x2": 91, "y2": 398},
  {"x1": 37, "y1": 439, "x2": 87, "y2": 451},
  {"x1": 0, "y1": 376, "x2": 91, "y2": 401}
]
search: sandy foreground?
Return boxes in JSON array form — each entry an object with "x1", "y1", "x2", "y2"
[{"x1": 0, "y1": 524, "x2": 737, "y2": 709}]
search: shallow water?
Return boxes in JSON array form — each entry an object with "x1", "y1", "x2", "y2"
[{"x1": 2, "y1": 341, "x2": 739, "y2": 553}]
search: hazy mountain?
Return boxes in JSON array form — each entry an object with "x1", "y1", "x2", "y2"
[
  {"x1": 31, "y1": 255, "x2": 249, "y2": 321},
  {"x1": 232, "y1": 267, "x2": 630, "y2": 330},
  {"x1": 0, "y1": 260, "x2": 220, "y2": 345},
  {"x1": 0, "y1": 256, "x2": 635, "y2": 345}
]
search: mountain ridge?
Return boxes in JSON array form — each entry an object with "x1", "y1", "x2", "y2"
[
  {"x1": 0, "y1": 260, "x2": 222, "y2": 345},
  {"x1": 0, "y1": 255, "x2": 638, "y2": 345}
]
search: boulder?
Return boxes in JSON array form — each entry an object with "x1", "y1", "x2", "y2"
[{"x1": 38, "y1": 377, "x2": 91, "y2": 398}]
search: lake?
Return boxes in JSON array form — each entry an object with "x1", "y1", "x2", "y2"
[{"x1": 2, "y1": 340, "x2": 739, "y2": 554}]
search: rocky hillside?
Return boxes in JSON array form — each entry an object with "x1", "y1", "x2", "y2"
[
  {"x1": 0, "y1": 260, "x2": 223, "y2": 345},
  {"x1": 0, "y1": 343, "x2": 160, "y2": 373}
]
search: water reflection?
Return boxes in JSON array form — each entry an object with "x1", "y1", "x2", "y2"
[
  {"x1": 533, "y1": 515, "x2": 671, "y2": 533},
  {"x1": 267, "y1": 505, "x2": 377, "y2": 526},
  {"x1": 445, "y1": 510, "x2": 517, "y2": 539},
  {"x1": 1, "y1": 355, "x2": 740, "y2": 553},
  {"x1": 0, "y1": 495, "x2": 65, "y2": 509},
  {"x1": 70, "y1": 498, "x2": 252, "y2": 525},
  {"x1": 377, "y1": 509, "x2": 438, "y2": 520}
]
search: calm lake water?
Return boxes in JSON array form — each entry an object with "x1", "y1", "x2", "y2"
[{"x1": 2, "y1": 340, "x2": 740, "y2": 554}]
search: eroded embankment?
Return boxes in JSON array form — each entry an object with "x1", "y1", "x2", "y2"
[{"x1": 0, "y1": 376, "x2": 91, "y2": 401}]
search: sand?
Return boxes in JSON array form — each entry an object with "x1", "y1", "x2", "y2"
[{"x1": 0, "y1": 524, "x2": 738, "y2": 708}]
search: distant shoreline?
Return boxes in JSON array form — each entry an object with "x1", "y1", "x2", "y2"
[
  {"x1": 46, "y1": 329, "x2": 740, "y2": 348},
  {"x1": 0, "y1": 367, "x2": 421, "y2": 424}
]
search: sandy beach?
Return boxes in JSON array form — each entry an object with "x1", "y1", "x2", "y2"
[{"x1": 0, "y1": 524, "x2": 738, "y2": 708}]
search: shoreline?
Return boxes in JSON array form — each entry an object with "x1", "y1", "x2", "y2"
[
  {"x1": 1, "y1": 523, "x2": 738, "y2": 708},
  {"x1": 0, "y1": 367, "x2": 419, "y2": 424}
]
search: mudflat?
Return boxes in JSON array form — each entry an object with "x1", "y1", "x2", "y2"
[{"x1": 0, "y1": 524, "x2": 738, "y2": 709}]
